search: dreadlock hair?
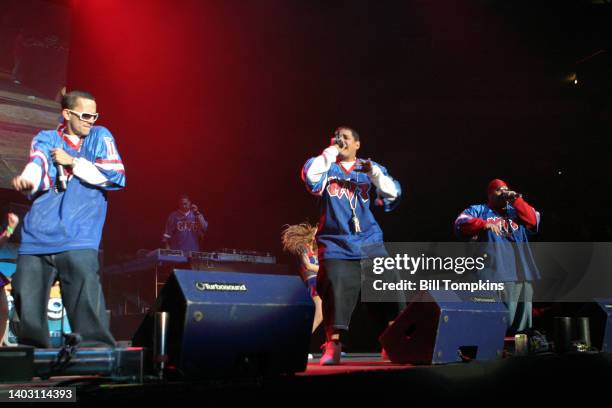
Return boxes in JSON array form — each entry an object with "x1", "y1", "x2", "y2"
[{"x1": 281, "y1": 222, "x2": 318, "y2": 256}]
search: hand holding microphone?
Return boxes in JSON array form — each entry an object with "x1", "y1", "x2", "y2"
[
  {"x1": 501, "y1": 190, "x2": 521, "y2": 202},
  {"x1": 51, "y1": 148, "x2": 75, "y2": 167},
  {"x1": 190, "y1": 204, "x2": 204, "y2": 217},
  {"x1": 51, "y1": 148, "x2": 75, "y2": 191},
  {"x1": 191, "y1": 204, "x2": 207, "y2": 232},
  {"x1": 331, "y1": 132, "x2": 345, "y2": 150}
]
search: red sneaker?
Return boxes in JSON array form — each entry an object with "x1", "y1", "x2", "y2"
[{"x1": 320, "y1": 341, "x2": 342, "y2": 366}]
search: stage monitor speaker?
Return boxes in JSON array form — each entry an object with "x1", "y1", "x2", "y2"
[
  {"x1": 132, "y1": 269, "x2": 314, "y2": 378},
  {"x1": 571, "y1": 299, "x2": 612, "y2": 352},
  {"x1": 380, "y1": 290, "x2": 507, "y2": 364},
  {"x1": 593, "y1": 299, "x2": 612, "y2": 352}
]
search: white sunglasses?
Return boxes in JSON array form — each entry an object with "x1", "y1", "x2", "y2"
[{"x1": 67, "y1": 109, "x2": 99, "y2": 122}]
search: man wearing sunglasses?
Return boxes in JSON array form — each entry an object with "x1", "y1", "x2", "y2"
[{"x1": 10, "y1": 90, "x2": 125, "y2": 348}]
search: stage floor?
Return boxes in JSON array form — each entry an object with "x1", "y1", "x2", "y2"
[
  {"x1": 301, "y1": 353, "x2": 416, "y2": 375},
  {"x1": 2, "y1": 352, "x2": 612, "y2": 401}
]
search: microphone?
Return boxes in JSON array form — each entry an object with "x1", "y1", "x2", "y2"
[
  {"x1": 333, "y1": 131, "x2": 345, "y2": 149},
  {"x1": 190, "y1": 204, "x2": 201, "y2": 216},
  {"x1": 501, "y1": 191, "x2": 522, "y2": 201},
  {"x1": 56, "y1": 164, "x2": 68, "y2": 191}
]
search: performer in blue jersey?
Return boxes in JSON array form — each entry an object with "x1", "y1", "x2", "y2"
[
  {"x1": 11, "y1": 90, "x2": 125, "y2": 348},
  {"x1": 302, "y1": 126, "x2": 403, "y2": 365},
  {"x1": 455, "y1": 179, "x2": 540, "y2": 334},
  {"x1": 162, "y1": 195, "x2": 208, "y2": 253}
]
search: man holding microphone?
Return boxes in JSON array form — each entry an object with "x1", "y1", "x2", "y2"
[
  {"x1": 11, "y1": 90, "x2": 125, "y2": 348},
  {"x1": 162, "y1": 194, "x2": 208, "y2": 253},
  {"x1": 454, "y1": 179, "x2": 541, "y2": 334},
  {"x1": 302, "y1": 126, "x2": 403, "y2": 365}
]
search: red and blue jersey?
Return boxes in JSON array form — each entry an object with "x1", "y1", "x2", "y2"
[
  {"x1": 162, "y1": 211, "x2": 205, "y2": 253},
  {"x1": 454, "y1": 198, "x2": 541, "y2": 281},
  {"x1": 19, "y1": 126, "x2": 125, "y2": 254},
  {"x1": 302, "y1": 158, "x2": 401, "y2": 260},
  {"x1": 298, "y1": 250, "x2": 319, "y2": 281}
]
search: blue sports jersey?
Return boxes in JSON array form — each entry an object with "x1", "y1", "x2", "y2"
[
  {"x1": 302, "y1": 159, "x2": 401, "y2": 260},
  {"x1": 455, "y1": 203, "x2": 541, "y2": 282},
  {"x1": 162, "y1": 211, "x2": 205, "y2": 253},
  {"x1": 19, "y1": 126, "x2": 126, "y2": 255}
]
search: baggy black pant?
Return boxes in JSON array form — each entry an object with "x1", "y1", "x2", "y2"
[
  {"x1": 10, "y1": 249, "x2": 115, "y2": 348},
  {"x1": 317, "y1": 258, "x2": 406, "y2": 333}
]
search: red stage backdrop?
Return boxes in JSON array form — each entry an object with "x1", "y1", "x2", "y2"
[
  {"x1": 67, "y1": 0, "x2": 368, "y2": 261},
  {"x1": 67, "y1": 0, "x2": 607, "y2": 262}
]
